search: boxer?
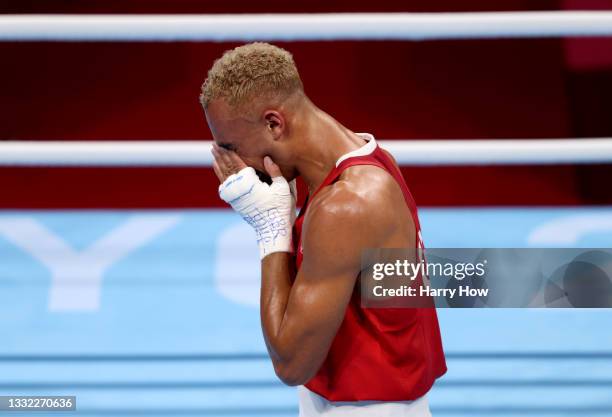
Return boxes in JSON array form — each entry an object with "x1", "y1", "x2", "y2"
[{"x1": 201, "y1": 42, "x2": 446, "y2": 416}]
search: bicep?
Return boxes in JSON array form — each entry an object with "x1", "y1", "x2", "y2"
[
  {"x1": 273, "y1": 201, "x2": 372, "y2": 379},
  {"x1": 270, "y1": 186, "x2": 395, "y2": 384},
  {"x1": 285, "y1": 243, "x2": 359, "y2": 347},
  {"x1": 279, "y1": 221, "x2": 362, "y2": 364}
]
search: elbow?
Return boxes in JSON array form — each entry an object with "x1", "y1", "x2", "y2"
[{"x1": 273, "y1": 361, "x2": 315, "y2": 387}]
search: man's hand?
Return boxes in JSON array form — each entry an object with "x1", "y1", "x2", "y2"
[{"x1": 211, "y1": 144, "x2": 296, "y2": 259}]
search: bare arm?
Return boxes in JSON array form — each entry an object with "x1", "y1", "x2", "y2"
[
  {"x1": 260, "y1": 186, "x2": 389, "y2": 385},
  {"x1": 210, "y1": 145, "x2": 396, "y2": 386}
]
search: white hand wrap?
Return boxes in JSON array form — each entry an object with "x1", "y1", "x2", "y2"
[{"x1": 219, "y1": 167, "x2": 296, "y2": 259}]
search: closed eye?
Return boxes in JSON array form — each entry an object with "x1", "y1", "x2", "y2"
[{"x1": 218, "y1": 143, "x2": 237, "y2": 152}]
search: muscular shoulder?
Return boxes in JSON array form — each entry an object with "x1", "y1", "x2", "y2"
[{"x1": 304, "y1": 165, "x2": 401, "y2": 247}]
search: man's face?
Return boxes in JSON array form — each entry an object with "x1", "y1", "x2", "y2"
[
  {"x1": 205, "y1": 98, "x2": 269, "y2": 176},
  {"x1": 204, "y1": 98, "x2": 295, "y2": 182}
]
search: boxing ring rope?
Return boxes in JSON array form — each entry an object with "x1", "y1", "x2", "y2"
[
  {"x1": 1, "y1": 139, "x2": 611, "y2": 166},
  {"x1": 2, "y1": 12, "x2": 612, "y2": 166},
  {"x1": 1, "y1": 12, "x2": 612, "y2": 41}
]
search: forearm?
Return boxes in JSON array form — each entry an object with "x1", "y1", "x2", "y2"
[
  {"x1": 211, "y1": 149, "x2": 307, "y2": 380},
  {"x1": 260, "y1": 252, "x2": 295, "y2": 363},
  {"x1": 261, "y1": 252, "x2": 325, "y2": 385}
]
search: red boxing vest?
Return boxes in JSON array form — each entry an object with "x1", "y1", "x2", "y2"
[{"x1": 293, "y1": 144, "x2": 447, "y2": 402}]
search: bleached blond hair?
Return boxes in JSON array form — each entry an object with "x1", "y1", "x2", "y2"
[{"x1": 200, "y1": 42, "x2": 304, "y2": 111}]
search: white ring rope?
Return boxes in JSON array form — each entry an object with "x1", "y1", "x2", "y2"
[
  {"x1": 1, "y1": 12, "x2": 612, "y2": 41},
  {"x1": 1, "y1": 139, "x2": 611, "y2": 166}
]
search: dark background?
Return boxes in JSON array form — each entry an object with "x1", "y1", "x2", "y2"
[{"x1": 1, "y1": 0, "x2": 611, "y2": 208}]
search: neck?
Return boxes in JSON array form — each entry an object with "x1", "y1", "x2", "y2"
[{"x1": 292, "y1": 103, "x2": 367, "y2": 195}]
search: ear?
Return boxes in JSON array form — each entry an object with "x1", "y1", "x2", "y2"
[{"x1": 263, "y1": 110, "x2": 284, "y2": 140}]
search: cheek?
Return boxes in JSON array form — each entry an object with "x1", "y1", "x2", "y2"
[
  {"x1": 243, "y1": 149, "x2": 269, "y2": 171},
  {"x1": 240, "y1": 154, "x2": 265, "y2": 172}
]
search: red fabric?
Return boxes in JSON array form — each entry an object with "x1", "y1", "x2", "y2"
[{"x1": 293, "y1": 145, "x2": 446, "y2": 401}]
